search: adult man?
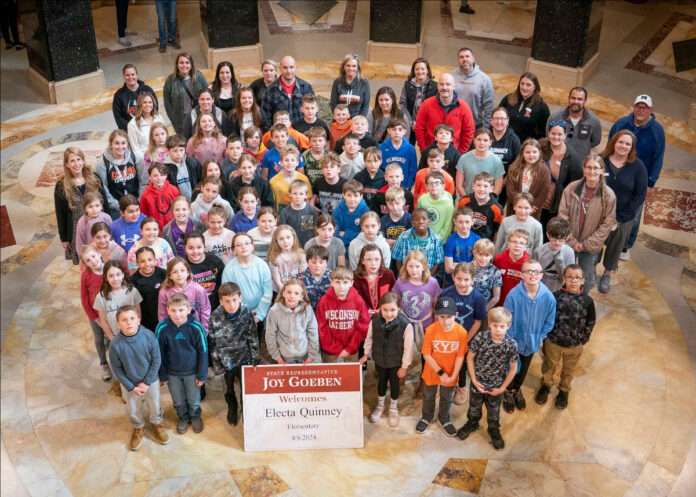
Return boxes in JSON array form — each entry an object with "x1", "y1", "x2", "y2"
[
  {"x1": 112, "y1": 64, "x2": 158, "y2": 130},
  {"x1": 546, "y1": 87, "x2": 602, "y2": 159},
  {"x1": 415, "y1": 73, "x2": 475, "y2": 154},
  {"x1": 262, "y1": 56, "x2": 315, "y2": 129},
  {"x1": 450, "y1": 48, "x2": 494, "y2": 129},
  {"x1": 608, "y1": 94, "x2": 665, "y2": 260}
]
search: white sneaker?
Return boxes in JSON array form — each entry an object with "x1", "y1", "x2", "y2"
[
  {"x1": 388, "y1": 408, "x2": 399, "y2": 427},
  {"x1": 619, "y1": 250, "x2": 630, "y2": 261},
  {"x1": 118, "y1": 38, "x2": 132, "y2": 47},
  {"x1": 101, "y1": 363, "x2": 112, "y2": 381},
  {"x1": 369, "y1": 405, "x2": 384, "y2": 423},
  {"x1": 453, "y1": 386, "x2": 468, "y2": 405}
]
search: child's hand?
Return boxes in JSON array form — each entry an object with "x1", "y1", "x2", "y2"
[
  {"x1": 338, "y1": 349, "x2": 350, "y2": 358},
  {"x1": 472, "y1": 380, "x2": 487, "y2": 394},
  {"x1": 254, "y1": 316, "x2": 260, "y2": 324},
  {"x1": 276, "y1": 357, "x2": 287, "y2": 365},
  {"x1": 358, "y1": 355, "x2": 367, "y2": 365},
  {"x1": 488, "y1": 386, "x2": 504, "y2": 396},
  {"x1": 195, "y1": 379, "x2": 205, "y2": 387},
  {"x1": 574, "y1": 242, "x2": 583, "y2": 252},
  {"x1": 397, "y1": 367, "x2": 407, "y2": 378},
  {"x1": 160, "y1": 380, "x2": 168, "y2": 386},
  {"x1": 137, "y1": 382, "x2": 149, "y2": 393},
  {"x1": 303, "y1": 357, "x2": 313, "y2": 365},
  {"x1": 440, "y1": 374, "x2": 452, "y2": 385}
]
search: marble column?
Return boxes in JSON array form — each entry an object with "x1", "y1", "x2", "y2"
[
  {"x1": 199, "y1": 0, "x2": 263, "y2": 69},
  {"x1": 366, "y1": 0, "x2": 423, "y2": 63},
  {"x1": 526, "y1": 0, "x2": 604, "y2": 88},
  {"x1": 20, "y1": 0, "x2": 105, "y2": 104}
]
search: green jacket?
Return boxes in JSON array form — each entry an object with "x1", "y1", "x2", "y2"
[{"x1": 163, "y1": 70, "x2": 208, "y2": 134}]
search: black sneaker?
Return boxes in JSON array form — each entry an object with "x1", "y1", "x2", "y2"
[
  {"x1": 489, "y1": 428, "x2": 505, "y2": 450},
  {"x1": 456, "y1": 419, "x2": 479, "y2": 440},
  {"x1": 415, "y1": 419, "x2": 429, "y2": 434},
  {"x1": 440, "y1": 421, "x2": 457, "y2": 437},
  {"x1": 176, "y1": 419, "x2": 188, "y2": 434},
  {"x1": 502, "y1": 390, "x2": 515, "y2": 413},
  {"x1": 555, "y1": 390, "x2": 569, "y2": 409},
  {"x1": 459, "y1": 5, "x2": 475, "y2": 14},
  {"x1": 535, "y1": 385, "x2": 550, "y2": 405},
  {"x1": 513, "y1": 389, "x2": 526, "y2": 411},
  {"x1": 227, "y1": 407, "x2": 238, "y2": 426}
]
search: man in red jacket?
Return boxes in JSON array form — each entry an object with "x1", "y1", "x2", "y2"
[
  {"x1": 415, "y1": 73, "x2": 475, "y2": 154},
  {"x1": 316, "y1": 266, "x2": 370, "y2": 362}
]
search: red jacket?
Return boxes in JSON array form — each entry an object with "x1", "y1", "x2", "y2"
[
  {"x1": 139, "y1": 180, "x2": 180, "y2": 230},
  {"x1": 493, "y1": 249, "x2": 530, "y2": 306},
  {"x1": 353, "y1": 268, "x2": 396, "y2": 311},
  {"x1": 80, "y1": 268, "x2": 103, "y2": 321},
  {"x1": 414, "y1": 96, "x2": 475, "y2": 154},
  {"x1": 316, "y1": 286, "x2": 370, "y2": 355}
]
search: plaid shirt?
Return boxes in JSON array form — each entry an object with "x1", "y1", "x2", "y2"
[
  {"x1": 262, "y1": 77, "x2": 315, "y2": 129},
  {"x1": 392, "y1": 227, "x2": 444, "y2": 268}
]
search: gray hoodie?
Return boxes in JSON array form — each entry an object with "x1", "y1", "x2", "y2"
[
  {"x1": 450, "y1": 64, "x2": 495, "y2": 129},
  {"x1": 265, "y1": 302, "x2": 321, "y2": 363}
]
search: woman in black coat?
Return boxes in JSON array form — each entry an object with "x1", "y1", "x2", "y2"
[{"x1": 399, "y1": 57, "x2": 438, "y2": 145}]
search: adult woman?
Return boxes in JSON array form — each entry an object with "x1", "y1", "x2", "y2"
[
  {"x1": 112, "y1": 64, "x2": 157, "y2": 130},
  {"x1": 330, "y1": 54, "x2": 370, "y2": 117},
  {"x1": 400, "y1": 57, "x2": 438, "y2": 146},
  {"x1": 209, "y1": 61, "x2": 242, "y2": 115},
  {"x1": 504, "y1": 138, "x2": 552, "y2": 219},
  {"x1": 596, "y1": 130, "x2": 647, "y2": 293},
  {"x1": 127, "y1": 92, "x2": 165, "y2": 155},
  {"x1": 54, "y1": 147, "x2": 107, "y2": 264},
  {"x1": 181, "y1": 88, "x2": 231, "y2": 140},
  {"x1": 538, "y1": 121, "x2": 582, "y2": 230},
  {"x1": 489, "y1": 106, "x2": 521, "y2": 208},
  {"x1": 94, "y1": 129, "x2": 148, "y2": 218},
  {"x1": 558, "y1": 154, "x2": 616, "y2": 292},
  {"x1": 229, "y1": 86, "x2": 266, "y2": 139},
  {"x1": 368, "y1": 87, "x2": 410, "y2": 143},
  {"x1": 163, "y1": 53, "x2": 208, "y2": 135},
  {"x1": 498, "y1": 72, "x2": 549, "y2": 143},
  {"x1": 249, "y1": 60, "x2": 277, "y2": 108}
]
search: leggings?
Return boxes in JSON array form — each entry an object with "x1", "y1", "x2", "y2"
[
  {"x1": 507, "y1": 352, "x2": 534, "y2": 391},
  {"x1": 376, "y1": 365, "x2": 400, "y2": 400},
  {"x1": 89, "y1": 320, "x2": 109, "y2": 365},
  {"x1": 224, "y1": 367, "x2": 242, "y2": 413},
  {"x1": 115, "y1": 0, "x2": 129, "y2": 38}
]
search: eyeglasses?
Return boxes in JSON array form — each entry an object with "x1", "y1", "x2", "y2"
[
  {"x1": 549, "y1": 121, "x2": 566, "y2": 127},
  {"x1": 235, "y1": 242, "x2": 253, "y2": 248},
  {"x1": 566, "y1": 276, "x2": 584, "y2": 281},
  {"x1": 508, "y1": 240, "x2": 527, "y2": 246},
  {"x1": 522, "y1": 270, "x2": 543, "y2": 275},
  {"x1": 548, "y1": 236, "x2": 567, "y2": 241}
]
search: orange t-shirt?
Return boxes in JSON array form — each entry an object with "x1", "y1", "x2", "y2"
[
  {"x1": 262, "y1": 127, "x2": 310, "y2": 151},
  {"x1": 413, "y1": 169, "x2": 456, "y2": 207},
  {"x1": 421, "y1": 321, "x2": 467, "y2": 387}
]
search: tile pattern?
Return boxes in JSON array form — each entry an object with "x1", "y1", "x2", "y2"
[
  {"x1": 626, "y1": 12, "x2": 696, "y2": 89},
  {"x1": 260, "y1": 0, "x2": 356, "y2": 34},
  {"x1": 0, "y1": 206, "x2": 16, "y2": 248},
  {"x1": 432, "y1": 458, "x2": 487, "y2": 493},
  {"x1": 230, "y1": 466, "x2": 291, "y2": 497},
  {"x1": 643, "y1": 187, "x2": 696, "y2": 233}
]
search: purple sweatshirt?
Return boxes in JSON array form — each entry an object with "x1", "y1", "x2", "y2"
[
  {"x1": 76, "y1": 212, "x2": 113, "y2": 254},
  {"x1": 157, "y1": 280, "x2": 211, "y2": 331}
]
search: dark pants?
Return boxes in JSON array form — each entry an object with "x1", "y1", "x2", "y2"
[
  {"x1": 422, "y1": 384, "x2": 454, "y2": 424},
  {"x1": 625, "y1": 202, "x2": 643, "y2": 250},
  {"x1": 467, "y1": 383, "x2": 502, "y2": 430},
  {"x1": 576, "y1": 250, "x2": 600, "y2": 293},
  {"x1": 224, "y1": 367, "x2": 242, "y2": 415},
  {"x1": 155, "y1": 0, "x2": 177, "y2": 45},
  {"x1": 115, "y1": 0, "x2": 129, "y2": 38},
  {"x1": 507, "y1": 352, "x2": 533, "y2": 391},
  {"x1": 0, "y1": 0, "x2": 20, "y2": 45},
  {"x1": 457, "y1": 352, "x2": 468, "y2": 387},
  {"x1": 376, "y1": 365, "x2": 400, "y2": 400},
  {"x1": 602, "y1": 219, "x2": 633, "y2": 272}
]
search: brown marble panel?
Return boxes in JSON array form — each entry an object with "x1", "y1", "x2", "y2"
[
  {"x1": 0, "y1": 205, "x2": 17, "y2": 247},
  {"x1": 644, "y1": 187, "x2": 696, "y2": 233},
  {"x1": 229, "y1": 466, "x2": 290, "y2": 497},
  {"x1": 432, "y1": 458, "x2": 487, "y2": 493}
]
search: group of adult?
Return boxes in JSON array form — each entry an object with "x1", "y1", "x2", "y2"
[{"x1": 96, "y1": 48, "x2": 664, "y2": 295}]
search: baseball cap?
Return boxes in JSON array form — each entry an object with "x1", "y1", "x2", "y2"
[
  {"x1": 633, "y1": 94, "x2": 652, "y2": 107},
  {"x1": 434, "y1": 296, "x2": 457, "y2": 316}
]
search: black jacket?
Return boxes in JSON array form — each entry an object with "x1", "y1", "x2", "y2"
[
  {"x1": 498, "y1": 94, "x2": 550, "y2": 143},
  {"x1": 112, "y1": 80, "x2": 158, "y2": 130},
  {"x1": 371, "y1": 312, "x2": 410, "y2": 369},
  {"x1": 54, "y1": 176, "x2": 107, "y2": 243},
  {"x1": 164, "y1": 157, "x2": 202, "y2": 195},
  {"x1": 540, "y1": 138, "x2": 583, "y2": 213},
  {"x1": 400, "y1": 78, "x2": 438, "y2": 125},
  {"x1": 181, "y1": 104, "x2": 232, "y2": 140}
]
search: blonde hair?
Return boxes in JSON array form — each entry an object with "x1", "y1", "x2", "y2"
[
  {"x1": 508, "y1": 229, "x2": 530, "y2": 243},
  {"x1": 331, "y1": 266, "x2": 354, "y2": 281},
  {"x1": 275, "y1": 278, "x2": 310, "y2": 311},
  {"x1": 399, "y1": 250, "x2": 430, "y2": 283},
  {"x1": 351, "y1": 115, "x2": 368, "y2": 125},
  {"x1": 385, "y1": 186, "x2": 405, "y2": 203},
  {"x1": 473, "y1": 238, "x2": 495, "y2": 256},
  {"x1": 133, "y1": 92, "x2": 157, "y2": 129},
  {"x1": 146, "y1": 122, "x2": 169, "y2": 159},
  {"x1": 360, "y1": 211, "x2": 380, "y2": 226},
  {"x1": 452, "y1": 262, "x2": 475, "y2": 279},
  {"x1": 61, "y1": 146, "x2": 102, "y2": 210},
  {"x1": 384, "y1": 163, "x2": 404, "y2": 176},
  {"x1": 267, "y1": 225, "x2": 303, "y2": 265},
  {"x1": 488, "y1": 307, "x2": 512, "y2": 325}
]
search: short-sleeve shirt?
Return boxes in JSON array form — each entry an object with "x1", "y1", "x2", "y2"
[
  {"x1": 469, "y1": 330, "x2": 518, "y2": 389},
  {"x1": 126, "y1": 238, "x2": 175, "y2": 272},
  {"x1": 392, "y1": 228, "x2": 444, "y2": 269},
  {"x1": 392, "y1": 277, "x2": 442, "y2": 329},
  {"x1": 304, "y1": 237, "x2": 346, "y2": 271},
  {"x1": 302, "y1": 149, "x2": 325, "y2": 184},
  {"x1": 473, "y1": 263, "x2": 503, "y2": 302},
  {"x1": 455, "y1": 151, "x2": 505, "y2": 194},
  {"x1": 312, "y1": 177, "x2": 346, "y2": 216},
  {"x1": 381, "y1": 211, "x2": 412, "y2": 242},
  {"x1": 203, "y1": 229, "x2": 235, "y2": 265},
  {"x1": 444, "y1": 231, "x2": 480, "y2": 264},
  {"x1": 421, "y1": 321, "x2": 467, "y2": 387},
  {"x1": 441, "y1": 286, "x2": 487, "y2": 332},
  {"x1": 93, "y1": 287, "x2": 143, "y2": 335}
]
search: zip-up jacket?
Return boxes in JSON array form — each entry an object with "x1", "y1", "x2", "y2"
[
  {"x1": 415, "y1": 92, "x2": 475, "y2": 153},
  {"x1": 155, "y1": 315, "x2": 208, "y2": 382},
  {"x1": 94, "y1": 147, "x2": 148, "y2": 213},
  {"x1": 547, "y1": 287, "x2": 596, "y2": 347},
  {"x1": 609, "y1": 113, "x2": 665, "y2": 187},
  {"x1": 558, "y1": 179, "x2": 616, "y2": 253},
  {"x1": 112, "y1": 80, "x2": 158, "y2": 130},
  {"x1": 208, "y1": 304, "x2": 260, "y2": 374},
  {"x1": 503, "y1": 281, "x2": 556, "y2": 355}
]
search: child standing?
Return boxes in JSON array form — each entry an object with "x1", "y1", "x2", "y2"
[
  {"x1": 417, "y1": 123, "x2": 461, "y2": 177},
  {"x1": 93, "y1": 260, "x2": 143, "y2": 341},
  {"x1": 304, "y1": 214, "x2": 347, "y2": 270},
  {"x1": 348, "y1": 211, "x2": 391, "y2": 270},
  {"x1": 535, "y1": 264, "x2": 595, "y2": 409},
  {"x1": 109, "y1": 306, "x2": 168, "y2": 451},
  {"x1": 203, "y1": 205, "x2": 234, "y2": 264},
  {"x1": 354, "y1": 147, "x2": 386, "y2": 208},
  {"x1": 126, "y1": 217, "x2": 175, "y2": 272},
  {"x1": 379, "y1": 118, "x2": 418, "y2": 189},
  {"x1": 110, "y1": 195, "x2": 145, "y2": 255},
  {"x1": 373, "y1": 164, "x2": 414, "y2": 216},
  {"x1": 360, "y1": 292, "x2": 414, "y2": 427},
  {"x1": 333, "y1": 180, "x2": 371, "y2": 249},
  {"x1": 333, "y1": 115, "x2": 379, "y2": 154},
  {"x1": 312, "y1": 153, "x2": 346, "y2": 216},
  {"x1": 165, "y1": 134, "x2": 202, "y2": 200},
  {"x1": 456, "y1": 307, "x2": 518, "y2": 450},
  {"x1": 220, "y1": 135, "x2": 244, "y2": 181},
  {"x1": 157, "y1": 257, "x2": 211, "y2": 331},
  {"x1": 302, "y1": 126, "x2": 328, "y2": 184},
  {"x1": 269, "y1": 146, "x2": 313, "y2": 213},
  {"x1": 413, "y1": 148, "x2": 455, "y2": 206},
  {"x1": 502, "y1": 259, "x2": 556, "y2": 413},
  {"x1": 243, "y1": 126, "x2": 267, "y2": 164},
  {"x1": 279, "y1": 180, "x2": 319, "y2": 246},
  {"x1": 131, "y1": 246, "x2": 166, "y2": 332},
  {"x1": 441, "y1": 263, "x2": 487, "y2": 404},
  {"x1": 329, "y1": 104, "x2": 353, "y2": 150},
  {"x1": 144, "y1": 123, "x2": 169, "y2": 168},
  {"x1": 156, "y1": 293, "x2": 208, "y2": 434},
  {"x1": 444, "y1": 207, "x2": 481, "y2": 280},
  {"x1": 380, "y1": 187, "x2": 412, "y2": 252},
  {"x1": 415, "y1": 296, "x2": 467, "y2": 436},
  {"x1": 230, "y1": 186, "x2": 259, "y2": 233},
  {"x1": 228, "y1": 153, "x2": 274, "y2": 208},
  {"x1": 493, "y1": 229, "x2": 531, "y2": 306},
  {"x1": 504, "y1": 138, "x2": 553, "y2": 220},
  {"x1": 455, "y1": 128, "x2": 505, "y2": 198},
  {"x1": 79, "y1": 245, "x2": 111, "y2": 380},
  {"x1": 316, "y1": 267, "x2": 370, "y2": 362},
  {"x1": 299, "y1": 245, "x2": 332, "y2": 311},
  {"x1": 185, "y1": 112, "x2": 227, "y2": 165},
  {"x1": 457, "y1": 172, "x2": 504, "y2": 242},
  {"x1": 162, "y1": 196, "x2": 207, "y2": 257},
  {"x1": 91, "y1": 222, "x2": 127, "y2": 265},
  {"x1": 208, "y1": 282, "x2": 261, "y2": 425},
  {"x1": 472, "y1": 239, "x2": 502, "y2": 311},
  {"x1": 392, "y1": 208, "x2": 444, "y2": 274},
  {"x1": 533, "y1": 217, "x2": 574, "y2": 292},
  {"x1": 76, "y1": 192, "x2": 112, "y2": 255},
  {"x1": 339, "y1": 134, "x2": 365, "y2": 180},
  {"x1": 494, "y1": 192, "x2": 543, "y2": 255},
  {"x1": 267, "y1": 225, "x2": 308, "y2": 293},
  {"x1": 184, "y1": 232, "x2": 226, "y2": 311},
  {"x1": 266, "y1": 279, "x2": 322, "y2": 364},
  {"x1": 293, "y1": 94, "x2": 330, "y2": 139},
  {"x1": 417, "y1": 171, "x2": 455, "y2": 242},
  {"x1": 139, "y1": 163, "x2": 180, "y2": 230},
  {"x1": 248, "y1": 207, "x2": 277, "y2": 262},
  {"x1": 262, "y1": 124, "x2": 305, "y2": 180},
  {"x1": 352, "y1": 244, "x2": 396, "y2": 313},
  {"x1": 191, "y1": 177, "x2": 234, "y2": 224}
]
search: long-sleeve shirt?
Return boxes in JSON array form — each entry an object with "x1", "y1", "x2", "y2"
[
  {"x1": 265, "y1": 302, "x2": 321, "y2": 362},
  {"x1": 157, "y1": 281, "x2": 211, "y2": 331},
  {"x1": 608, "y1": 113, "x2": 665, "y2": 187},
  {"x1": 503, "y1": 281, "x2": 556, "y2": 356},
  {"x1": 221, "y1": 256, "x2": 273, "y2": 321},
  {"x1": 109, "y1": 327, "x2": 161, "y2": 391},
  {"x1": 155, "y1": 315, "x2": 208, "y2": 382}
]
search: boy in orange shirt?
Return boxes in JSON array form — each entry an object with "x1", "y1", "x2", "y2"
[
  {"x1": 329, "y1": 104, "x2": 352, "y2": 150},
  {"x1": 413, "y1": 148, "x2": 455, "y2": 206},
  {"x1": 262, "y1": 110, "x2": 310, "y2": 151},
  {"x1": 416, "y1": 296, "x2": 467, "y2": 436}
]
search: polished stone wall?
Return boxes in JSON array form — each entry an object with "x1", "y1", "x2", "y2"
[
  {"x1": 200, "y1": 0, "x2": 260, "y2": 48},
  {"x1": 369, "y1": 0, "x2": 422, "y2": 44}
]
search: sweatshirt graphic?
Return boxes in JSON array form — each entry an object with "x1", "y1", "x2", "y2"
[{"x1": 316, "y1": 287, "x2": 370, "y2": 355}]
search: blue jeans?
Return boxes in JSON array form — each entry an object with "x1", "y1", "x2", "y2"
[
  {"x1": 167, "y1": 374, "x2": 201, "y2": 422},
  {"x1": 576, "y1": 251, "x2": 600, "y2": 293},
  {"x1": 155, "y1": 0, "x2": 177, "y2": 45},
  {"x1": 625, "y1": 202, "x2": 644, "y2": 250}
]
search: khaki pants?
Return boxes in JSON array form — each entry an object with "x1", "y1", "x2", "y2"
[
  {"x1": 540, "y1": 340, "x2": 583, "y2": 393},
  {"x1": 322, "y1": 352, "x2": 359, "y2": 363}
]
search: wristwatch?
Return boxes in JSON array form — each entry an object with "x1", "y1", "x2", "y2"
[{"x1": 437, "y1": 369, "x2": 444, "y2": 376}]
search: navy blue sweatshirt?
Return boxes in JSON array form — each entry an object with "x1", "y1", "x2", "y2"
[
  {"x1": 155, "y1": 315, "x2": 208, "y2": 382},
  {"x1": 603, "y1": 157, "x2": 648, "y2": 222}
]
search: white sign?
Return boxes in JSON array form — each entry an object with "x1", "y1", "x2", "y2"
[{"x1": 242, "y1": 363, "x2": 364, "y2": 451}]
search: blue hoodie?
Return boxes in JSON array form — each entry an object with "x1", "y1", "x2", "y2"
[
  {"x1": 109, "y1": 326, "x2": 161, "y2": 391},
  {"x1": 504, "y1": 281, "x2": 556, "y2": 356},
  {"x1": 379, "y1": 139, "x2": 418, "y2": 189},
  {"x1": 608, "y1": 113, "x2": 665, "y2": 188},
  {"x1": 155, "y1": 315, "x2": 208, "y2": 382},
  {"x1": 332, "y1": 198, "x2": 370, "y2": 249}
]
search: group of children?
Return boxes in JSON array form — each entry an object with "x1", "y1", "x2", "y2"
[{"x1": 73, "y1": 89, "x2": 599, "y2": 453}]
